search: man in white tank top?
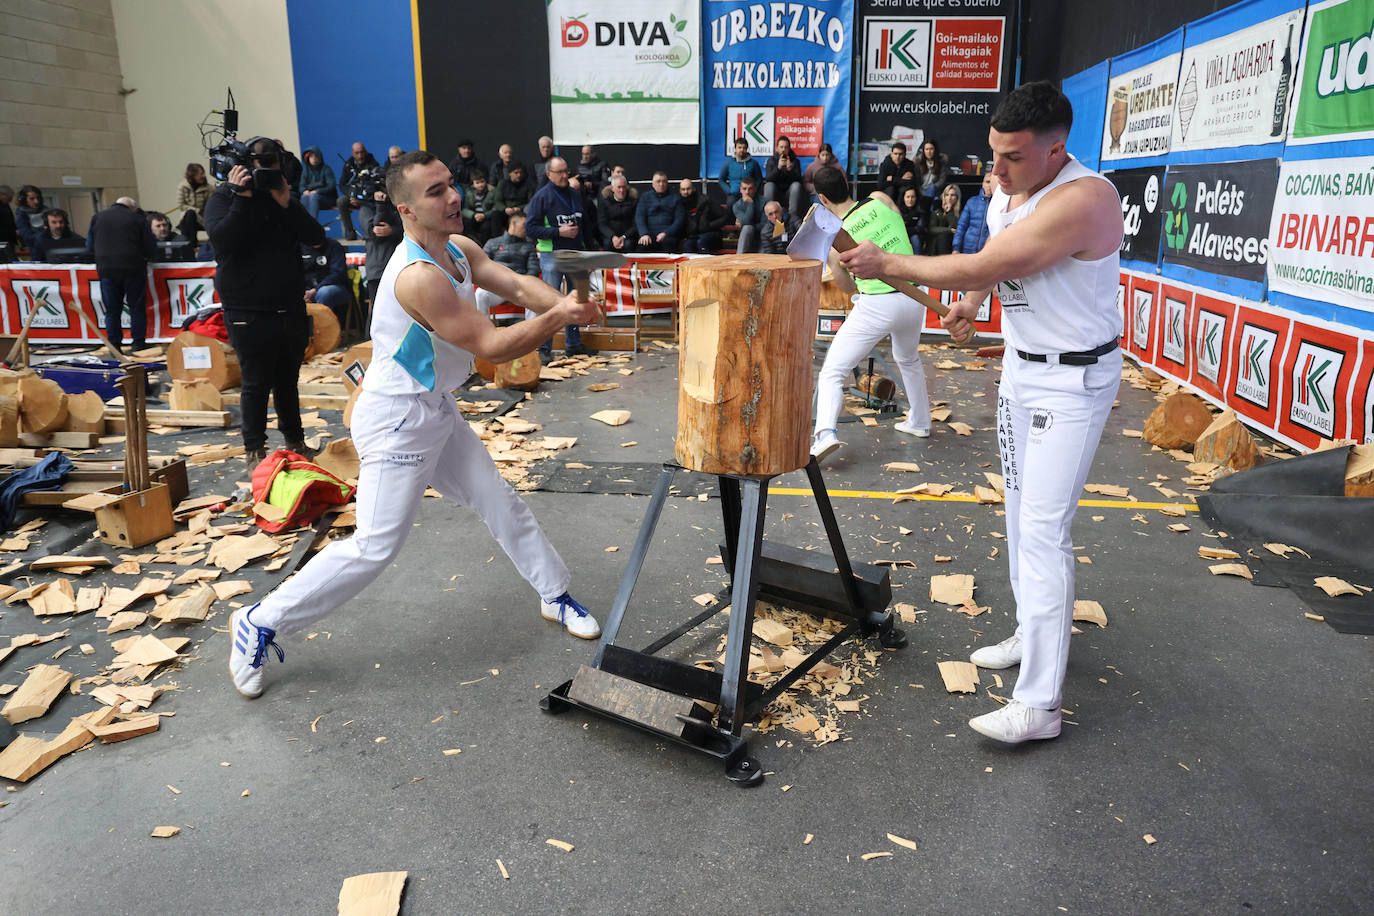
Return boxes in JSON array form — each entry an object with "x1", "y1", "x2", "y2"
[
  {"x1": 841, "y1": 82, "x2": 1124, "y2": 743},
  {"x1": 229, "y1": 151, "x2": 604, "y2": 699}
]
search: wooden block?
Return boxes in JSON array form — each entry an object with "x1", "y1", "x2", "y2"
[
  {"x1": 0, "y1": 706, "x2": 116, "y2": 782},
  {"x1": 1143, "y1": 392, "x2": 1214, "y2": 449},
  {"x1": 168, "y1": 378, "x2": 223, "y2": 412},
  {"x1": 30, "y1": 555, "x2": 112, "y2": 571},
  {"x1": 938, "y1": 661, "x2": 980, "y2": 693},
  {"x1": 1193, "y1": 409, "x2": 1264, "y2": 471},
  {"x1": 475, "y1": 352, "x2": 542, "y2": 392},
  {"x1": 339, "y1": 341, "x2": 372, "y2": 392},
  {"x1": 303, "y1": 302, "x2": 342, "y2": 360},
  {"x1": 930, "y1": 574, "x2": 975, "y2": 605},
  {"x1": 1346, "y1": 444, "x2": 1374, "y2": 498},
  {"x1": 2, "y1": 664, "x2": 73, "y2": 724},
  {"x1": 567, "y1": 665, "x2": 709, "y2": 738},
  {"x1": 104, "y1": 407, "x2": 232, "y2": 430},
  {"x1": 86, "y1": 714, "x2": 160, "y2": 743},
  {"x1": 0, "y1": 394, "x2": 20, "y2": 446},
  {"x1": 19, "y1": 431, "x2": 99, "y2": 449},
  {"x1": 62, "y1": 390, "x2": 106, "y2": 435},
  {"x1": 167, "y1": 331, "x2": 241, "y2": 390},
  {"x1": 751, "y1": 617, "x2": 794, "y2": 647},
  {"x1": 338, "y1": 871, "x2": 408, "y2": 916},
  {"x1": 1072, "y1": 599, "x2": 1108, "y2": 627},
  {"x1": 94, "y1": 482, "x2": 176, "y2": 548},
  {"x1": 17, "y1": 376, "x2": 68, "y2": 434}
]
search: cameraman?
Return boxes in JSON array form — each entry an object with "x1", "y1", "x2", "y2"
[
  {"x1": 337, "y1": 141, "x2": 380, "y2": 241},
  {"x1": 204, "y1": 138, "x2": 325, "y2": 466}
]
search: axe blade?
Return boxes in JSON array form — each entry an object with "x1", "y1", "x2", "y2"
[{"x1": 786, "y1": 204, "x2": 843, "y2": 263}]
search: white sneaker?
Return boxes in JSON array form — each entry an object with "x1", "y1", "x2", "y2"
[
  {"x1": 541, "y1": 592, "x2": 601, "y2": 640},
  {"x1": 970, "y1": 634, "x2": 1022, "y2": 669},
  {"x1": 969, "y1": 700, "x2": 1061, "y2": 743},
  {"x1": 229, "y1": 605, "x2": 283, "y2": 699},
  {"x1": 811, "y1": 429, "x2": 843, "y2": 464},
  {"x1": 894, "y1": 419, "x2": 930, "y2": 438}
]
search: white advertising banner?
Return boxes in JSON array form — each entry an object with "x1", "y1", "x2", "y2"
[
  {"x1": 1170, "y1": 7, "x2": 1305, "y2": 152},
  {"x1": 547, "y1": 0, "x2": 699, "y2": 144},
  {"x1": 1101, "y1": 53, "x2": 1182, "y2": 163},
  {"x1": 1268, "y1": 155, "x2": 1374, "y2": 312}
]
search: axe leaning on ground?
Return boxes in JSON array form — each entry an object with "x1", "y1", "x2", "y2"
[{"x1": 786, "y1": 204, "x2": 950, "y2": 320}]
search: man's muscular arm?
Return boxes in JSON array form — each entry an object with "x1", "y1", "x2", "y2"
[{"x1": 455, "y1": 233, "x2": 563, "y2": 317}]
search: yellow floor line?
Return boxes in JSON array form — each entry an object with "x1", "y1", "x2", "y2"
[{"x1": 768, "y1": 487, "x2": 1198, "y2": 512}]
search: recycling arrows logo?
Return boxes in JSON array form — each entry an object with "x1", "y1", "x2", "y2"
[{"x1": 1164, "y1": 180, "x2": 1189, "y2": 251}]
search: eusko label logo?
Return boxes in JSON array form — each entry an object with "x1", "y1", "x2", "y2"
[
  {"x1": 13, "y1": 280, "x2": 68, "y2": 329},
  {"x1": 1131, "y1": 287, "x2": 1153, "y2": 351},
  {"x1": 1196, "y1": 310, "x2": 1227, "y2": 383},
  {"x1": 1289, "y1": 340, "x2": 1343, "y2": 437},
  {"x1": 1162, "y1": 296, "x2": 1187, "y2": 364},
  {"x1": 1234, "y1": 323, "x2": 1277, "y2": 408},
  {"x1": 726, "y1": 107, "x2": 774, "y2": 156},
  {"x1": 864, "y1": 19, "x2": 932, "y2": 89},
  {"x1": 166, "y1": 277, "x2": 213, "y2": 325}
]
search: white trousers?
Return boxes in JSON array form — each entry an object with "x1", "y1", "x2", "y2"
[
  {"x1": 814, "y1": 290, "x2": 931, "y2": 435},
  {"x1": 998, "y1": 350, "x2": 1121, "y2": 709},
  {"x1": 253, "y1": 388, "x2": 570, "y2": 634}
]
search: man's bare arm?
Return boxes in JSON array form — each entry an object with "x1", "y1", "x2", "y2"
[{"x1": 456, "y1": 233, "x2": 563, "y2": 316}]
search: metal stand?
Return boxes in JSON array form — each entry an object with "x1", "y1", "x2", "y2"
[
  {"x1": 542, "y1": 457, "x2": 907, "y2": 786},
  {"x1": 814, "y1": 341, "x2": 906, "y2": 421}
]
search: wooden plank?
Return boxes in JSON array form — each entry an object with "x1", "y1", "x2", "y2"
[
  {"x1": 338, "y1": 871, "x2": 407, "y2": 916},
  {"x1": 567, "y1": 664, "x2": 705, "y2": 737},
  {"x1": 19, "y1": 431, "x2": 99, "y2": 449},
  {"x1": 297, "y1": 394, "x2": 349, "y2": 411},
  {"x1": 2, "y1": 664, "x2": 73, "y2": 724},
  {"x1": 104, "y1": 407, "x2": 232, "y2": 430}
]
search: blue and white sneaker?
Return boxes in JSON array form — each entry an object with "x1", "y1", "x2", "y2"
[
  {"x1": 229, "y1": 604, "x2": 284, "y2": 698},
  {"x1": 540, "y1": 592, "x2": 601, "y2": 640}
]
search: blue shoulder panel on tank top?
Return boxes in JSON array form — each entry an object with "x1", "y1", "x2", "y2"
[{"x1": 389, "y1": 238, "x2": 468, "y2": 391}]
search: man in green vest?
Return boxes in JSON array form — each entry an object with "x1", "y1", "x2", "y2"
[{"x1": 810, "y1": 166, "x2": 933, "y2": 464}]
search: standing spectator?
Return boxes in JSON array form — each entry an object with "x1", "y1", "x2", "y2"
[
  {"x1": 476, "y1": 211, "x2": 539, "y2": 316},
  {"x1": 763, "y1": 136, "x2": 805, "y2": 216},
  {"x1": 532, "y1": 135, "x2": 555, "y2": 187},
  {"x1": 898, "y1": 186, "x2": 929, "y2": 254},
  {"x1": 926, "y1": 183, "x2": 961, "y2": 256},
  {"x1": 298, "y1": 147, "x2": 338, "y2": 224},
  {"x1": 757, "y1": 200, "x2": 800, "y2": 255},
  {"x1": 447, "y1": 139, "x2": 485, "y2": 187},
  {"x1": 525, "y1": 155, "x2": 594, "y2": 361},
  {"x1": 495, "y1": 162, "x2": 534, "y2": 225},
  {"x1": 680, "y1": 179, "x2": 727, "y2": 254},
  {"x1": 0, "y1": 185, "x2": 17, "y2": 254},
  {"x1": 600, "y1": 164, "x2": 638, "y2": 201},
  {"x1": 488, "y1": 143, "x2": 516, "y2": 186},
  {"x1": 877, "y1": 142, "x2": 915, "y2": 199},
  {"x1": 175, "y1": 163, "x2": 213, "y2": 245},
  {"x1": 598, "y1": 175, "x2": 638, "y2": 253},
  {"x1": 387, "y1": 145, "x2": 405, "y2": 167},
  {"x1": 576, "y1": 145, "x2": 610, "y2": 198},
  {"x1": 363, "y1": 187, "x2": 402, "y2": 322},
  {"x1": 31, "y1": 208, "x2": 85, "y2": 260},
  {"x1": 634, "y1": 171, "x2": 685, "y2": 253},
  {"x1": 337, "y1": 142, "x2": 381, "y2": 241},
  {"x1": 462, "y1": 171, "x2": 498, "y2": 246},
  {"x1": 717, "y1": 137, "x2": 762, "y2": 206},
  {"x1": 916, "y1": 140, "x2": 950, "y2": 200},
  {"x1": 15, "y1": 185, "x2": 45, "y2": 251},
  {"x1": 204, "y1": 138, "x2": 326, "y2": 465},
  {"x1": 302, "y1": 237, "x2": 352, "y2": 322},
  {"x1": 732, "y1": 177, "x2": 765, "y2": 253},
  {"x1": 802, "y1": 143, "x2": 837, "y2": 205},
  {"x1": 87, "y1": 197, "x2": 156, "y2": 351},
  {"x1": 955, "y1": 172, "x2": 996, "y2": 254}
]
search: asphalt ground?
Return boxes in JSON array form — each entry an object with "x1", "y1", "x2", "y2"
[{"x1": 2, "y1": 342, "x2": 1370, "y2": 915}]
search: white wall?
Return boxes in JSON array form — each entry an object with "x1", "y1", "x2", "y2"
[{"x1": 111, "y1": 0, "x2": 300, "y2": 211}]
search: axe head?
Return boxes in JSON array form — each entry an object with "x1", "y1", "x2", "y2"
[
  {"x1": 553, "y1": 249, "x2": 628, "y2": 274},
  {"x1": 786, "y1": 204, "x2": 843, "y2": 263}
]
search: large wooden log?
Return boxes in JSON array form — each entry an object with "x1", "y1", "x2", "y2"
[
  {"x1": 1346, "y1": 444, "x2": 1374, "y2": 498},
  {"x1": 1143, "y1": 392, "x2": 1214, "y2": 449},
  {"x1": 474, "y1": 352, "x2": 542, "y2": 392},
  {"x1": 18, "y1": 376, "x2": 68, "y2": 434},
  {"x1": 340, "y1": 340, "x2": 372, "y2": 391},
  {"x1": 62, "y1": 390, "x2": 106, "y2": 434},
  {"x1": 0, "y1": 394, "x2": 19, "y2": 447},
  {"x1": 304, "y1": 302, "x2": 342, "y2": 360},
  {"x1": 676, "y1": 254, "x2": 821, "y2": 476},
  {"x1": 167, "y1": 331, "x2": 241, "y2": 391}
]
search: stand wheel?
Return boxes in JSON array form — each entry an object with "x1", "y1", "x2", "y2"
[
  {"x1": 879, "y1": 625, "x2": 908, "y2": 650},
  {"x1": 725, "y1": 756, "x2": 765, "y2": 788}
]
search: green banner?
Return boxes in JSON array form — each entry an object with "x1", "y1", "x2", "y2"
[{"x1": 1289, "y1": 0, "x2": 1374, "y2": 144}]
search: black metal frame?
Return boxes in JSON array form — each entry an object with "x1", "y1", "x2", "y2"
[{"x1": 542, "y1": 457, "x2": 906, "y2": 785}]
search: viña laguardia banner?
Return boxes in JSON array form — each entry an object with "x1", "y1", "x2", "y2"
[{"x1": 547, "y1": 0, "x2": 699, "y2": 144}]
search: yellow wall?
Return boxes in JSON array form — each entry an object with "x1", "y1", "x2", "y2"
[{"x1": 110, "y1": 0, "x2": 300, "y2": 211}]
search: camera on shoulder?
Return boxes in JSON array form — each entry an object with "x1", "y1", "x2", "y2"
[{"x1": 202, "y1": 89, "x2": 284, "y2": 193}]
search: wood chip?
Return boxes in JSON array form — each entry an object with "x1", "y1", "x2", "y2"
[
  {"x1": 586, "y1": 382, "x2": 620, "y2": 392},
  {"x1": 589, "y1": 409, "x2": 631, "y2": 426},
  {"x1": 752, "y1": 617, "x2": 793, "y2": 647},
  {"x1": 546, "y1": 838, "x2": 575, "y2": 852},
  {"x1": 1073, "y1": 600, "x2": 1108, "y2": 627},
  {"x1": 1198, "y1": 546, "x2": 1241, "y2": 560},
  {"x1": 861, "y1": 851, "x2": 894, "y2": 861},
  {"x1": 693, "y1": 593, "x2": 717, "y2": 607},
  {"x1": 883, "y1": 461, "x2": 921, "y2": 473},
  {"x1": 86, "y1": 714, "x2": 160, "y2": 743},
  {"x1": 30, "y1": 555, "x2": 112, "y2": 572},
  {"x1": 1167, "y1": 523, "x2": 1191, "y2": 533},
  {"x1": 937, "y1": 661, "x2": 979, "y2": 693},
  {"x1": 887, "y1": 833, "x2": 917, "y2": 851},
  {"x1": 930, "y1": 574, "x2": 974, "y2": 606},
  {"x1": 1084, "y1": 483, "x2": 1131, "y2": 498},
  {"x1": 1143, "y1": 834, "x2": 1157, "y2": 846},
  {"x1": 150, "y1": 826, "x2": 180, "y2": 838},
  {"x1": 2, "y1": 664, "x2": 73, "y2": 724},
  {"x1": 212, "y1": 580, "x2": 254, "y2": 601},
  {"x1": 1209, "y1": 563, "x2": 1253, "y2": 579},
  {"x1": 947, "y1": 421, "x2": 973, "y2": 436},
  {"x1": 496, "y1": 860, "x2": 509, "y2": 880},
  {"x1": 337, "y1": 871, "x2": 408, "y2": 915},
  {"x1": 1314, "y1": 576, "x2": 1361, "y2": 597},
  {"x1": 206, "y1": 532, "x2": 279, "y2": 572},
  {"x1": 1264, "y1": 543, "x2": 1309, "y2": 559}
]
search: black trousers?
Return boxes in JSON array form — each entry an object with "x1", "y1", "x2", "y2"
[
  {"x1": 224, "y1": 309, "x2": 310, "y2": 451},
  {"x1": 99, "y1": 269, "x2": 148, "y2": 349}
]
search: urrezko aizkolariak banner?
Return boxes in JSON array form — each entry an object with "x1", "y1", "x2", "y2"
[
  {"x1": 701, "y1": 0, "x2": 854, "y2": 176},
  {"x1": 853, "y1": 0, "x2": 1015, "y2": 179}
]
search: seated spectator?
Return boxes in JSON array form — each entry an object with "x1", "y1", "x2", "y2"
[
  {"x1": 532, "y1": 135, "x2": 555, "y2": 186},
  {"x1": 299, "y1": 146, "x2": 338, "y2": 223},
  {"x1": 576, "y1": 145, "x2": 610, "y2": 198},
  {"x1": 635, "y1": 171, "x2": 685, "y2": 253},
  {"x1": 898, "y1": 186, "x2": 929, "y2": 254},
  {"x1": 488, "y1": 143, "x2": 516, "y2": 185},
  {"x1": 757, "y1": 201, "x2": 800, "y2": 256},
  {"x1": 955, "y1": 172, "x2": 995, "y2": 254},
  {"x1": 916, "y1": 139, "x2": 951, "y2": 199},
  {"x1": 680, "y1": 179, "x2": 727, "y2": 254},
  {"x1": 302, "y1": 238, "x2": 352, "y2": 321},
  {"x1": 31, "y1": 208, "x2": 85, "y2": 261},
  {"x1": 462, "y1": 171, "x2": 498, "y2": 245},
  {"x1": 496, "y1": 162, "x2": 535, "y2": 227},
  {"x1": 387, "y1": 145, "x2": 405, "y2": 167},
  {"x1": 763, "y1": 135, "x2": 805, "y2": 217},
  {"x1": 600, "y1": 164, "x2": 638, "y2": 201},
  {"x1": 476, "y1": 211, "x2": 539, "y2": 317},
  {"x1": 925, "y1": 183, "x2": 961, "y2": 256},
  {"x1": 448, "y1": 139, "x2": 485, "y2": 187},
  {"x1": 337, "y1": 142, "x2": 382, "y2": 241},
  {"x1": 15, "y1": 185, "x2": 45, "y2": 251},
  {"x1": 0, "y1": 185, "x2": 20, "y2": 254},
  {"x1": 718, "y1": 137, "x2": 762, "y2": 206},
  {"x1": 599, "y1": 175, "x2": 638, "y2": 252},
  {"x1": 877, "y1": 143, "x2": 915, "y2": 199},
  {"x1": 147, "y1": 210, "x2": 195, "y2": 261},
  {"x1": 733, "y1": 178, "x2": 765, "y2": 254},
  {"x1": 802, "y1": 143, "x2": 837, "y2": 206},
  {"x1": 175, "y1": 163, "x2": 212, "y2": 245}
]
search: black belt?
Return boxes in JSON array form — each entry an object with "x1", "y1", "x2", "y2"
[{"x1": 1015, "y1": 339, "x2": 1119, "y2": 366}]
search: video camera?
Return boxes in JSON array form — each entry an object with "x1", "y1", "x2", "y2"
[
  {"x1": 201, "y1": 88, "x2": 284, "y2": 193},
  {"x1": 343, "y1": 165, "x2": 384, "y2": 202}
]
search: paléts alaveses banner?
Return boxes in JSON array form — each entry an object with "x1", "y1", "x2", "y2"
[{"x1": 1160, "y1": 158, "x2": 1279, "y2": 284}]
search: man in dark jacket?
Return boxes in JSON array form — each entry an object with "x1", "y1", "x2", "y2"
[
  {"x1": 31, "y1": 208, "x2": 85, "y2": 260},
  {"x1": 204, "y1": 138, "x2": 326, "y2": 465},
  {"x1": 447, "y1": 139, "x2": 485, "y2": 187},
  {"x1": 525, "y1": 155, "x2": 593, "y2": 360},
  {"x1": 634, "y1": 171, "x2": 685, "y2": 252},
  {"x1": 461, "y1": 172, "x2": 499, "y2": 246},
  {"x1": 758, "y1": 201, "x2": 801, "y2": 255},
  {"x1": 476, "y1": 211, "x2": 539, "y2": 316},
  {"x1": 598, "y1": 175, "x2": 638, "y2": 253},
  {"x1": 495, "y1": 163, "x2": 534, "y2": 225},
  {"x1": 679, "y1": 179, "x2": 727, "y2": 254},
  {"x1": 86, "y1": 197, "x2": 155, "y2": 349},
  {"x1": 337, "y1": 142, "x2": 381, "y2": 241},
  {"x1": 302, "y1": 237, "x2": 351, "y2": 321},
  {"x1": 763, "y1": 136, "x2": 805, "y2": 217},
  {"x1": 362, "y1": 188, "x2": 402, "y2": 321}
]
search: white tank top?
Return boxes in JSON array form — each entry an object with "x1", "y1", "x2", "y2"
[
  {"x1": 364, "y1": 236, "x2": 477, "y2": 396},
  {"x1": 986, "y1": 156, "x2": 1121, "y2": 355}
]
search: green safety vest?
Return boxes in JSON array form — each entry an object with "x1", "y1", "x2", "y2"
[{"x1": 841, "y1": 197, "x2": 913, "y2": 295}]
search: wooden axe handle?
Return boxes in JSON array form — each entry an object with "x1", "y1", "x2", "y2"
[{"x1": 832, "y1": 228, "x2": 950, "y2": 318}]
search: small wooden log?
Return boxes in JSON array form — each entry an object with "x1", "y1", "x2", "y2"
[
  {"x1": 167, "y1": 331, "x2": 241, "y2": 391},
  {"x1": 17, "y1": 376, "x2": 68, "y2": 434},
  {"x1": 858, "y1": 373, "x2": 896, "y2": 401},
  {"x1": 0, "y1": 394, "x2": 19, "y2": 446},
  {"x1": 304, "y1": 302, "x2": 342, "y2": 360},
  {"x1": 63, "y1": 390, "x2": 106, "y2": 434},
  {"x1": 1346, "y1": 444, "x2": 1374, "y2": 498},
  {"x1": 0, "y1": 368, "x2": 36, "y2": 399},
  {"x1": 168, "y1": 378, "x2": 223, "y2": 412},
  {"x1": 1193, "y1": 409, "x2": 1264, "y2": 470},
  {"x1": 476, "y1": 352, "x2": 542, "y2": 392},
  {"x1": 676, "y1": 254, "x2": 821, "y2": 476},
  {"x1": 1143, "y1": 392, "x2": 1214, "y2": 449}
]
